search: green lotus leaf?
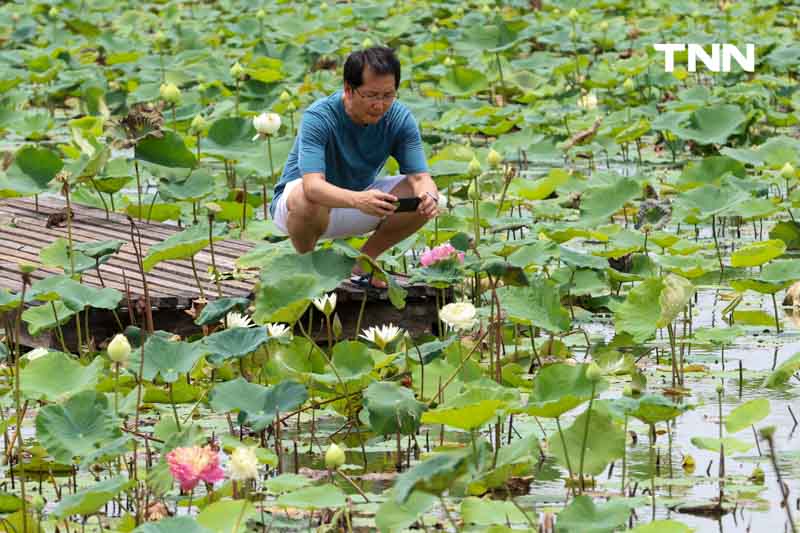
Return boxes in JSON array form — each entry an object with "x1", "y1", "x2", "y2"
[
  {"x1": 393, "y1": 447, "x2": 474, "y2": 503},
  {"x1": 131, "y1": 335, "x2": 206, "y2": 383},
  {"x1": 439, "y1": 66, "x2": 489, "y2": 97},
  {"x1": 460, "y1": 497, "x2": 529, "y2": 526},
  {"x1": 194, "y1": 297, "x2": 251, "y2": 326},
  {"x1": 725, "y1": 398, "x2": 770, "y2": 434},
  {"x1": 653, "y1": 254, "x2": 717, "y2": 279},
  {"x1": 203, "y1": 326, "x2": 269, "y2": 364},
  {"x1": 580, "y1": 178, "x2": 640, "y2": 222},
  {"x1": 263, "y1": 474, "x2": 313, "y2": 495},
  {"x1": 35, "y1": 391, "x2": 120, "y2": 464},
  {"x1": 630, "y1": 520, "x2": 693, "y2": 533},
  {"x1": 197, "y1": 500, "x2": 255, "y2": 533},
  {"x1": 497, "y1": 278, "x2": 570, "y2": 332},
  {"x1": 507, "y1": 168, "x2": 569, "y2": 201},
  {"x1": 53, "y1": 476, "x2": 133, "y2": 518},
  {"x1": 74, "y1": 239, "x2": 124, "y2": 259},
  {"x1": 21, "y1": 351, "x2": 103, "y2": 402},
  {"x1": 29, "y1": 275, "x2": 122, "y2": 312},
  {"x1": 673, "y1": 104, "x2": 746, "y2": 145},
  {"x1": 550, "y1": 408, "x2": 625, "y2": 477},
  {"x1": 524, "y1": 363, "x2": 607, "y2": 418},
  {"x1": 376, "y1": 491, "x2": 436, "y2": 533},
  {"x1": 313, "y1": 340, "x2": 374, "y2": 386},
  {"x1": 209, "y1": 378, "x2": 307, "y2": 431},
  {"x1": 133, "y1": 517, "x2": 210, "y2": 533},
  {"x1": 422, "y1": 399, "x2": 506, "y2": 431},
  {"x1": 203, "y1": 117, "x2": 261, "y2": 160},
  {"x1": 39, "y1": 238, "x2": 98, "y2": 275},
  {"x1": 142, "y1": 222, "x2": 228, "y2": 272},
  {"x1": 135, "y1": 131, "x2": 196, "y2": 168},
  {"x1": 0, "y1": 289, "x2": 21, "y2": 313},
  {"x1": 677, "y1": 156, "x2": 745, "y2": 190},
  {"x1": 658, "y1": 274, "x2": 695, "y2": 327},
  {"x1": 276, "y1": 484, "x2": 346, "y2": 510},
  {"x1": 158, "y1": 170, "x2": 215, "y2": 202},
  {"x1": 730, "y1": 239, "x2": 786, "y2": 268},
  {"x1": 363, "y1": 381, "x2": 426, "y2": 436},
  {"x1": 0, "y1": 146, "x2": 62, "y2": 197},
  {"x1": 253, "y1": 248, "x2": 354, "y2": 324},
  {"x1": 556, "y1": 495, "x2": 632, "y2": 533},
  {"x1": 769, "y1": 221, "x2": 800, "y2": 250},
  {"x1": 22, "y1": 301, "x2": 77, "y2": 336},
  {"x1": 690, "y1": 436, "x2": 753, "y2": 455},
  {"x1": 125, "y1": 202, "x2": 183, "y2": 222},
  {"x1": 625, "y1": 394, "x2": 689, "y2": 425},
  {"x1": 612, "y1": 278, "x2": 664, "y2": 342},
  {"x1": 765, "y1": 352, "x2": 800, "y2": 388}
]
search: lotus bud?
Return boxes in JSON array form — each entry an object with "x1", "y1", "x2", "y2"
[
  {"x1": 481, "y1": 4, "x2": 491, "y2": 14},
  {"x1": 780, "y1": 162, "x2": 795, "y2": 180},
  {"x1": 205, "y1": 202, "x2": 222, "y2": 215},
  {"x1": 332, "y1": 312, "x2": 343, "y2": 340},
  {"x1": 189, "y1": 114, "x2": 207, "y2": 134},
  {"x1": 18, "y1": 262, "x2": 37, "y2": 275},
  {"x1": 468, "y1": 157, "x2": 482, "y2": 177},
  {"x1": 159, "y1": 83, "x2": 181, "y2": 105},
  {"x1": 487, "y1": 149, "x2": 503, "y2": 168},
  {"x1": 30, "y1": 495, "x2": 45, "y2": 512},
  {"x1": 622, "y1": 78, "x2": 635, "y2": 92},
  {"x1": 585, "y1": 362, "x2": 603, "y2": 382},
  {"x1": 622, "y1": 384, "x2": 633, "y2": 397},
  {"x1": 287, "y1": 101, "x2": 296, "y2": 112},
  {"x1": 599, "y1": 20, "x2": 609, "y2": 31},
  {"x1": 430, "y1": 24, "x2": 439, "y2": 35},
  {"x1": 362, "y1": 37, "x2": 374, "y2": 49},
  {"x1": 230, "y1": 61, "x2": 246, "y2": 80},
  {"x1": 325, "y1": 442, "x2": 345, "y2": 470},
  {"x1": 568, "y1": 8, "x2": 579, "y2": 21},
  {"x1": 715, "y1": 382, "x2": 723, "y2": 395},
  {"x1": 154, "y1": 31, "x2": 167, "y2": 46},
  {"x1": 759, "y1": 425, "x2": 776, "y2": 440},
  {"x1": 443, "y1": 56, "x2": 455, "y2": 67},
  {"x1": 253, "y1": 112, "x2": 281, "y2": 137},
  {"x1": 107, "y1": 334, "x2": 131, "y2": 363},
  {"x1": 749, "y1": 466, "x2": 765, "y2": 484},
  {"x1": 256, "y1": 9, "x2": 266, "y2": 19},
  {"x1": 48, "y1": 6, "x2": 58, "y2": 17},
  {"x1": 279, "y1": 90, "x2": 291, "y2": 102},
  {"x1": 320, "y1": 2, "x2": 328, "y2": 10}
]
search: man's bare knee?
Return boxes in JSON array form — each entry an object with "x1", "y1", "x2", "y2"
[{"x1": 287, "y1": 185, "x2": 329, "y2": 234}]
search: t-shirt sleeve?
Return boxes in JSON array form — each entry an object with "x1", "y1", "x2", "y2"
[
  {"x1": 392, "y1": 109, "x2": 429, "y2": 175},
  {"x1": 297, "y1": 111, "x2": 328, "y2": 176}
]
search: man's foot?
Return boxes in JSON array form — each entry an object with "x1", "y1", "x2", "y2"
[{"x1": 351, "y1": 267, "x2": 388, "y2": 289}]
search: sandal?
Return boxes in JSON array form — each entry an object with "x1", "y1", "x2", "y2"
[{"x1": 350, "y1": 272, "x2": 389, "y2": 290}]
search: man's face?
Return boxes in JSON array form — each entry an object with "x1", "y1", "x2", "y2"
[{"x1": 345, "y1": 66, "x2": 396, "y2": 125}]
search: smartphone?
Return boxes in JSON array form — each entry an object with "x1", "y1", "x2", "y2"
[{"x1": 393, "y1": 197, "x2": 421, "y2": 212}]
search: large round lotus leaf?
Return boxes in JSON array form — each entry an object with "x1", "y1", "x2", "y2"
[
  {"x1": 549, "y1": 408, "x2": 624, "y2": 477},
  {"x1": 654, "y1": 254, "x2": 718, "y2": 279},
  {"x1": 693, "y1": 326, "x2": 743, "y2": 346},
  {"x1": 203, "y1": 326, "x2": 269, "y2": 364},
  {"x1": 197, "y1": 500, "x2": 255, "y2": 533},
  {"x1": 253, "y1": 248, "x2": 355, "y2": 324},
  {"x1": 393, "y1": 447, "x2": 476, "y2": 503},
  {"x1": 194, "y1": 297, "x2": 251, "y2": 326},
  {"x1": 556, "y1": 495, "x2": 632, "y2": 533},
  {"x1": 676, "y1": 180, "x2": 750, "y2": 219},
  {"x1": 0, "y1": 146, "x2": 62, "y2": 197},
  {"x1": 135, "y1": 131, "x2": 196, "y2": 168},
  {"x1": 611, "y1": 278, "x2": 664, "y2": 342},
  {"x1": 769, "y1": 222, "x2": 800, "y2": 250},
  {"x1": 133, "y1": 516, "x2": 211, "y2": 533},
  {"x1": 673, "y1": 104, "x2": 746, "y2": 145},
  {"x1": 580, "y1": 178, "x2": 640, "y2": 222},
  {"x1": 276, "y1": 484, "x2": 346, "y2": 510},
  {"x1": 363, "y1": 381, "x2": 426, "y2": 436},
  {"x1": 35, "y1": 391, "x2": 120, "y2": 464},
  {"x1": 21, "y1": 351, "x2": 103, "y2": 401},
  {"x1": 765, "y1": 352, "x2": 800, "y2": 388},
  {"x1": 730, "y1": 239, "x2": 786, "y2": 268},
  {"x1": 22, "y1": 301, "x2": 77, "y2": 336},
  {"x1": 312, "y1": 340, "x2": 374, "y2": 386},
  {"x1": 0, "y1": 289, "x2": 21, "y2": 313},
  {"x1": 158, "y1": 170, "x2": 215, "y2": 202},
  {"x1": 142, "y1": 222, "x2": 228, "y2": 272},
  {"x1": 203, "y1": 117, "x2": 261, "y2": 160},
  {"x1": 125, "y1": 202, "x2": 182, "y2": 222},
  {"x1": 725, "y1": 398, "x2": 770, "y2": 434},
  {"x1": 376, "y1": 491, "x2": 436, "y2": 532},
  {"x1": 209, "y1": 377, "x2": 307, "y2": 432},
  {"x1": 39, "y1": 238, "x2": 98, "y2": 275},
  {"x1": 439, "y1": 66, "x2": 489, "y2": 97},
  {"x1": 690, "y1": 436, "x2": 753, "y2": 455},
  {"x1": 131, "y1": 335, "x2": 206, "y2": 383},
  {"x1": 729, "y1": 279, "x2": 786, "y2": 295},
  {"x1": 29, "y1": 275, "x2": 122, "y2": 312},
  {"x1": 630, "y1": 520, "x2": 693, "y2": 533},
  {"x1": 677, "y1": 155, "x2": 745, "y2": 189},
  {"x1": 497, "y1": 278, "x2": 570, "y2": 332},
  {"x1": 53, "y1": 476, "x2": 132, "y2": 518},
  {"x1": 74, "y1": 239, "x2": 124, "y2": 260},
  {"x1": 507, "y1": 169, "x2": 569, "y2": 201},
  {"x1": 753, "y1": 135, "x2": 800, "y2": 168},
  {"x1": 422, "y1": 399, "x2": 506, "y2": 431},
  {"x1": 524, "y1": 363, "x2": 607, "y2": 418},
  {"x1": 625, "y1": 394, "x2": 688, "y2": 425},
  {"x1": 263, "y1": 473, "x2": 312, "y2": 495}
]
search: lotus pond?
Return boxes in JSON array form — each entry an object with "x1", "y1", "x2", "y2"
[{"x1": 1, "y1": 0, "x2": 800, "y2": 531}]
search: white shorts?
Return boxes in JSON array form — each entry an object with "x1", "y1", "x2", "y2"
[{"x1": 272, "y1": 175, "x2": 408, "y2": 240}]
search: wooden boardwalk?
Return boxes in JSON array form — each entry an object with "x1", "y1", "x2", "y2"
[{"x1": 0, "y1": 197, "x2": 441, "y2": 347}]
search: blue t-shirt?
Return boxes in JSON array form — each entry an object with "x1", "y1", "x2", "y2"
[{"x1": 269, "y1": 90, "x2": 429, "y2": 217}]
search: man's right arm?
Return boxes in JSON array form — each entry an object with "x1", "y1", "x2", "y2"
[{"x1": 302, "y1": 173, "x2": 398, "y2": 217}]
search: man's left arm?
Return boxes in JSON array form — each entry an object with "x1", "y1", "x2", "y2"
[{"x1": 406, "y1": 172, "x2": 439, "y2": 219}]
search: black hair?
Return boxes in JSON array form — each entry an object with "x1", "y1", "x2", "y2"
[{"x1": 343, "y1": 46, "x2": 401, "y2": 90}]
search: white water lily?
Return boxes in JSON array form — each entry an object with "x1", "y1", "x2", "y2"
[
  {"x1": 228, "y1": 446, "x2": 259, "y2": 481},
  {"x1": 312, "y1": 293, "x2": 337, "y2": 317},
  {"x1": 360, "y1": 323, "x2": 403, "y2": 350},
  {"x1": 265, "y1": 322, "x2": 292, "y2": 339},
  {"x1": 439, "y1": 302, "x2": 477, "y2": 331},
  {"x1": 252, "y1": 112, "x2": 281, "y2": 140},
  {"x1": 225, "y1": 311, "x2": 254, "y2": 329}
]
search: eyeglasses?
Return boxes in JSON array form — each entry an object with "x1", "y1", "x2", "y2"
[{"x1": 353, "y1": 87, "x2": 397, "y2": 102}]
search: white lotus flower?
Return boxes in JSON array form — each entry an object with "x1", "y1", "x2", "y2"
[
  {"x1": 228, "y1": 446, "x2": 259, "y2": 481},
  {"x1": 225, "y1": 311, "x2": 254, "y2": 329},
  {"x1": 360, "y1": 323, "x2": 403, "y2": 350},
  {"x1": 439, "y1": 302, "x2": 477, "y2": 331},
  {"x1": 578, "y1": 91, "x2": 598, "y2": 110},
  {"x1": 312, "y1": 293, "x2": 337, "y2": 317},
  {"x1": 265, "y1": 322, "x2": 292, "y2": 339},
  {"x1": 252, "y1": 112, "x2": 281, "y2": 140}
]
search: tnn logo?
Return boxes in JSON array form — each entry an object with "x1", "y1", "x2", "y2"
[{"x1": 653, "y1": 43, "x2": 755, "y2": 73}]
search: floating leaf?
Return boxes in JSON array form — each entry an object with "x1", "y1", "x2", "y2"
[
  {"x1": 730, "y1": 240, "x2": 786, "y2": 268},
  {"x1": 21, "y1": 351, "x2": 103, "y2": 401},
  {"x1": 725, "y1": 398, "x2": 770, "y2": 434},
  {"x1": 142, "y1": 222, "x2": 228, "y2": 272},
  {"x1": 524, "y1": 364, "x2": 606, "y2": 418},
  {"x1": 550, "y1": 408, "x2": 625, "y2": 476},
  {"x1": 135, "y1": 131, "x2": 196, "y2": 168},
  {"x1": 53, "y1": 476, "x2": 132, "y2": 518},
  {"x1": 498, "y1": 278, "x2": 570, "y2": 332},
  {"x1": 556, "y1": 495, "x2": 632, "y2": 533},
  {"x1": 276, "y1": 484, "x2": 346, "y2": 510},
  {"x1": 363, "y1": 381, "x2": 426, "y2": 436}
]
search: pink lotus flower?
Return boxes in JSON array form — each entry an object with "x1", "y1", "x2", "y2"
[
  {"x1": 166, "y1": 445, "x2": 225, "y2": 491},
  {"x1": 420, "y1": 243, "x2": 465, "y2": 267}
]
